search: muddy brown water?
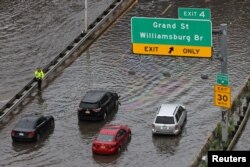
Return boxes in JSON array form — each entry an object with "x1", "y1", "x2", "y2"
[{"x1": 1, "y1": 0, "x2": 250, "y2": 166}]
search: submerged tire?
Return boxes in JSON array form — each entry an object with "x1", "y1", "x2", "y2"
[
  {"x1": 51, "y1": 120, "x2": 55, "y2": 127},
  {"x1": 36, "y1": 133, "x2": 41, "y2": 141},
  {"x1": 117, "y1": 146, "x2": 121, "y2": 153},
  {"x1": 103, "y1": 112, "x2": 107, "y2": 120}
]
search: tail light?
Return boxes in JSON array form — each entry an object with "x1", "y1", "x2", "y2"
[
  {"x1": 107, "y1": 144, "x2": 117, "y2": 149},
  {"x1": 28, "y1": 131, "x2": 35, "y2": 138},
  {"x1": 11, "y1": 130, "x2": 16, "y2": 136},
  {"x1": 107, "y1": 144, "x2": 116, "y2": 149},
  {"x1": 92, "y1": 108, "x2": 101, "y2": 112}
]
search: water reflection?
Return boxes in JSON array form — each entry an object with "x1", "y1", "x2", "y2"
[
  {"x1": 78, "y1": 121, "x2": 106, "y2": 138},
  {"x1": 152, "y1": 135, "x2": 181, "y2": 155},
  {"x1": 92, "y1": 153, "x2": 121, "y2": 165},
  {"x1": 36, "y1": 91, "x2": 45, "y2": 105},
  {"x1": 12, "y1": 141, "x2": 45, "y2": 154},
  {"x1": 78, "y1": 107, "x2": 119, "y2": 137}
]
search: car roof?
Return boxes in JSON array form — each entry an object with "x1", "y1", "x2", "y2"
[
  {"x1": 20, "y1": 116, "x2": 41, "y2": 122},
  {"x1": 99, "y1": 125, "x2": 122, "y2": 135},
  {"x1": 81, "y1": 90, "x2": 109, "y2": 103},
  {"x1": 157, "y1": 104, "x2": 180, "y2": 116}
]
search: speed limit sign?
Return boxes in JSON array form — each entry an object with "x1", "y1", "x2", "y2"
[{"x1": 214, "y1": 84, "x2": 231, "y2": 108}]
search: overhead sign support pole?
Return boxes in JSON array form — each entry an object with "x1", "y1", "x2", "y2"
[
  {"x1": 84, "y1": 0, "x2": 88, "y2": 32},
  {"x1": 220, "y1": 24, "x2": 228, "y2": 150}
]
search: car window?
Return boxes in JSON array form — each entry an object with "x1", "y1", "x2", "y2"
[
  {"x1": 97, "y1": 134, "x2": 114, "y2": 142},
  {"x1": 16, "y1": 119, "x2": 36, "y2": 129},
  {"x1": 155, "y1": 116, "x2": 175, "y2": 124},
  {"x1": 79, "y1": 102, "x2": 99, "y2": 109},
  {"x1": 175, "y1": 113, "x2": 180, "y2": 122},
  {"x1": 101, "y1": 95, "x2": 109, "y2": 105},
  {"x1": 36, "y1": 117, "x2": 46, "y2": 126},
  {"x1": 117, "y1": 129, "x2": 126, "y2": 139},
  {"x1": 178, "y1": 107, "x2": 183, "y2": 118}
]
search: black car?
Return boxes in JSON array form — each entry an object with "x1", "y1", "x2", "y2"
[
  {"x1": 78, "y1": 90, "x2": 120, "y2": 121},
  {"x1": 11, "y1": 115, "x2": 55, "y2": 142}
]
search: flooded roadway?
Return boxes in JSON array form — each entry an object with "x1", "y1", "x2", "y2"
[{"x1": 1, "y1": 0, "x2": 250, "y2": 167}]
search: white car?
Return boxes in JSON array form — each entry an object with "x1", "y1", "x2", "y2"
[{"x1": 152, "y1": 104, "x2": 187, "y2": 135}]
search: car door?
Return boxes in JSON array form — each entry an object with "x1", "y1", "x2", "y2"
[
  {"x1": 103, "y1": 94, "x2": 112, "y2": 114},
  {"x1": 177, "y1": 106, "x2": 184, "y2": 126},
  {"x1": 36, "y1": 117, "x2": 47, "y2": 135},
  {"x1": 110, "y1": 92, "x2": 118, "y2": 111},
  {"x1": 116, "y1": 129, "x2": 127, "y2": 147}
]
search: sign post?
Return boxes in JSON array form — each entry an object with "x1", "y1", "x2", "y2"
[
  {"x1": 84, "y1": 0, "x2": 88, "y2": 32},
  {"x1": 219, "y1": 24, "x2": 229, "y2": 150},
  {"x1": 131, "y1": 17, "x2": 212, "y2": 58}
]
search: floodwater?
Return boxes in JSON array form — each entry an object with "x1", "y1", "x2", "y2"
[{"x1": 1, "y1": 0, "x2": 250, "y2": 167}]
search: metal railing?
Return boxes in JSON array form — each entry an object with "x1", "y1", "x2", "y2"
[{"x1": 0, "y1": 0, "x2": 137, "y2": 122}]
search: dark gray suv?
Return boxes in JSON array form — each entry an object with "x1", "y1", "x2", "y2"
[{"x1": 78, "y1": 90, "x2": 120, "y2": 121}]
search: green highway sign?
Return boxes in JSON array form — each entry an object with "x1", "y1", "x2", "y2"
[
  {"x1": 216, "y1": 73, "x2": 229, "y2": 86},
  {"x1": 178, "y1": 7, "x2": 211, "y2": 20},
  {"x1": 131, "y1": 17, "x2": 212, "y2": 47}
]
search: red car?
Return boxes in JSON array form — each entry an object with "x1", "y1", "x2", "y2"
[{"x1": 92, "y1": 124, "x2": 131, "y2": 154}]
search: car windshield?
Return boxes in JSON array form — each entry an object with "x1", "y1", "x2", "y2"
[
  {"x1": 79, "y1": 102, "x2": 99, "y2": 109},
  {"x1": 97, "y1": 134, "x2": 114, "y2": 142},
  {"x1": 16, "y1": 119, "x2": 35, "y2": 129},
  {"x1": 155, "y1": 116, "x2": 175, "y2": 124}
]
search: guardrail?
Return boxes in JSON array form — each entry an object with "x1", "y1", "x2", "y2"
[{"x1": 0, "y1": 0, "x2": 137, "y2": 122}]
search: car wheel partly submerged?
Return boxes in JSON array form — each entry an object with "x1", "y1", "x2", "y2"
[
  {"x1": 50, "y1": 120, "x2": 55, "y2": 128},
  {"x1": 103, "y1": 112, "x2": 107, "y2": 120},
  {"x1": 35, "y1": 133, "x2": 41, "y2": 141},
  {"x1": 117, "y1": 146, "x2": 121, "y2": 153}
]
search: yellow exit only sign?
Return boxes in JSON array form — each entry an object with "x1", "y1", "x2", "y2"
[
  {"x1": 214, "y1": 84, "x2": 231, "y2": 109},
  {"x1": 132, "y1": 43, "x2": 212, "y2": 58}
]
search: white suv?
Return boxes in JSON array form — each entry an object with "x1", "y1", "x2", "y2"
[{"x1": 152, "y1": 104, "x2": 187, "y2": 135}]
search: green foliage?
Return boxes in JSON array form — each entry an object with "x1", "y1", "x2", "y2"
[
  {"x1": 228, "y1": 124, "x2": 234, "y2": 139},
  {"x1": 245, "y1": 91, "x2": 250, "y2": 99},
  {"x1": 198, "y1": 160, "x2": 207, "y2": 167},
  {"x1": 228, "y1": 116, "x2": 234, "y2": 125},
  {"x1": 235, "y1": 98, "x2": 242, "y2": 107},
  {"x1": 246, "y1": 80, "x2": 250, "y2": 91},
  {"x1": 214, "y1": 123, "x2": 222, "y2": 140},
  {"x1": 209, "y1": 138, "x2": 222, "y2": 151}
]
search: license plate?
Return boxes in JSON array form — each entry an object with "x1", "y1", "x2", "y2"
[
  {"x1": 101, "y1": 145, "x2": 105, "y2": 149},
  {"x1": 85, "y1": 111, "x2": 90, "y2": 114},
  {"x1": 19, "y1": 133, "x2": 24, "y2": 136}
]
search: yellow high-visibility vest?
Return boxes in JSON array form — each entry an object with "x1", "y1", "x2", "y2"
[{"x1": 35, "y1": 70, "x2": 45, "y2": 79}]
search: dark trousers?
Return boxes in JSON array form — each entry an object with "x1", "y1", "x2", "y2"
[{"x1": 36, "y1": 79, "x2": 42, "y2": 90}]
